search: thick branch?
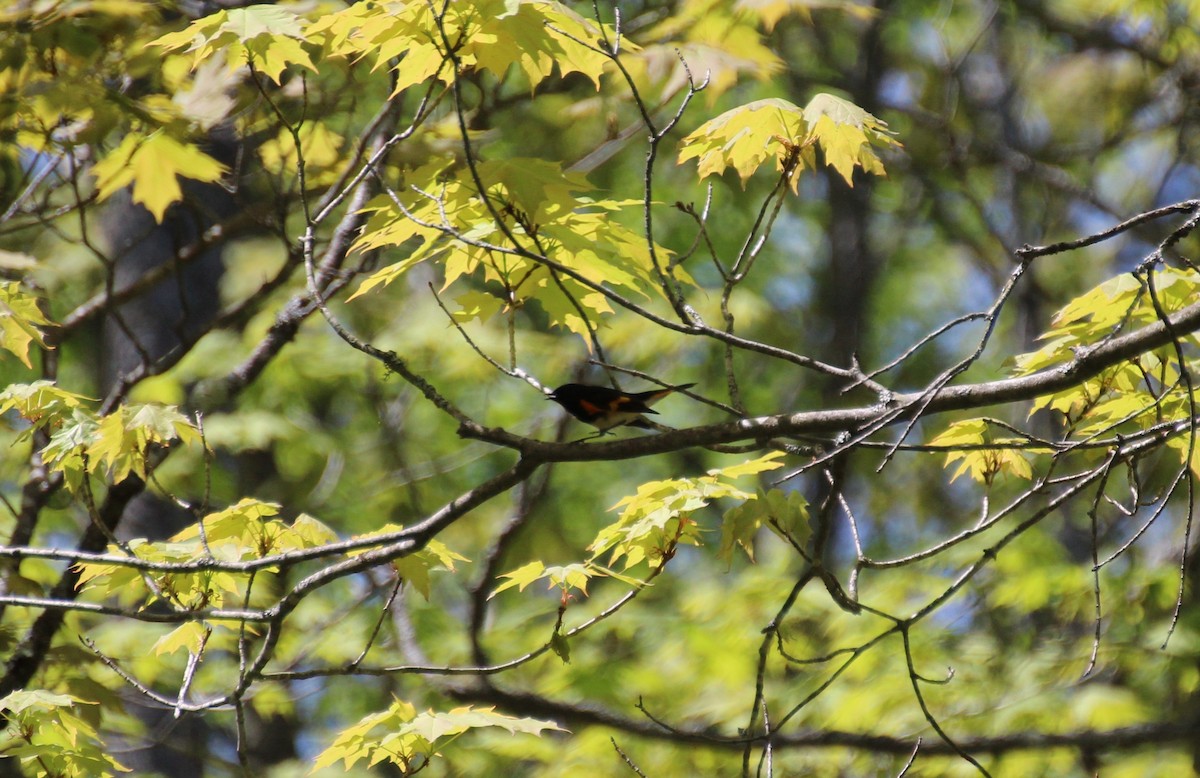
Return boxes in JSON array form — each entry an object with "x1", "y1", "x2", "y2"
[
  {"x1": 1, "y1": 298, "x2": 1196, "y2": 582},
  {"x1": 461, "y1": 296, "x2": 1200, "y2": 459},
  {"x1": 460, "y1": 685, "x2": 1197, "y2": 757}
]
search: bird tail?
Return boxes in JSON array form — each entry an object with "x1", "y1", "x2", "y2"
[{"x1": 640, "y1": 382, "x2": 696, "y2": 407}]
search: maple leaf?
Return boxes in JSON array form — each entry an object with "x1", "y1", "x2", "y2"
[
  {"x1": 678, "y1": 93, "x2": 899, "y2": 189},
  {"x1": 678, "y1": 98, "x2": 807, "y2": 185},
  {"x1": 91, "y1": 132, "x2": 226, "y2": 222},
  {"x1": 0, "y1": 282, "x2": 53, "y2": 368},
  {"x1": 152, "y1": 5, "x2": 316, "y2": 84}
]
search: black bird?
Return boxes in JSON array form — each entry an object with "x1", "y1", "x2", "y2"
[{"x1": 548, "y1": 382, "x2": 695, "y2": 432}]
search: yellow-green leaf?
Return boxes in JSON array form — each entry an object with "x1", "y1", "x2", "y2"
[
  {"x1": 0, "y1": 281, "x2": 53, "y2": 368},
  {"x1": 490, "y1": 560, "x2": 545, "y2": 598},
  {"x1": 719, "y1": 488, "x2": 809, "y2": 564},
  {"x1": 678, "y1": 93, "x2": 897, "y2": 189},
  {"x1": 394, "y1": 541, "x2": 469, "y2": 600},
  {"x1": 594, "y1": 455, "x2": 777, "y2": 569},
  {"x1": 152, "y1": 622, "x2": 209, "y2": 657},
  {"x1": 152, "y1": 5, "x2": 316, "y2": 84},
  {"x1": 543, "y1": 563, "x2": 593, "y2": 596},
  {"x1": 0, "y1": 381, "x2": 89, "y2": 429},
  {"x1": 929, "y1": 418, "x2": 1034, "y2": 484},
  {"x1": 0, "y1": 690, "x2": 79, "y2": 716},
  {"x1": 402, "y1": 705, "x2": 565, "y2": 743},
  {"x1": 92, "y1": 132, "x2": 226, "y2": 223},
  {"x1": 678, "y1": 97, "x2": 807, "y2": 185},
  {"x1": 715, "y1": 450, "x2": 786, "y2": 478},
  {"x1": 314, "y1": 700, "x2": 561, "y2": 772}
]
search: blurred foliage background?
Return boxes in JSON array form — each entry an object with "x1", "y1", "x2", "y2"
[{"x1": 1, "y1": 0, "x2": 1199, "y2": 776}]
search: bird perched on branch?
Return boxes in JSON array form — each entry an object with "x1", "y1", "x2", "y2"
[{"x1": 548, "y1": 382, "x2": 695, "y2": 433}]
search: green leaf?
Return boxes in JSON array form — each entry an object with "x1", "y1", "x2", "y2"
[
  {"x1": 0, "y1": 690, "x2": 129, "y2": 775},
  {"x1": 258, "y1": 122, "x2": 345, "y2": 184},
  {"x1": 312, "y1": 700, "x2": 418, "y2": 770},
  {"x1": 734, "y1": 0, "x2": 879, "y2": 28},
  {"x1": 636, "y1": 6, "x2": 782, "y2": 101},
  {"x1": 928, "y1": 418, "x2": 988, "y2": 448},
  {"x1": 314, "y1": 0, "x2": 619, "y2": 92},
  {"x1": 719, "y1": 488, "x2": 809, "y2": 564},
  {"x1": 77, "y1": 498, "x2": 343, "y2": 612},
  {"x1": 173, "y1": 498, "x2": 281, "y2": 545},
  {"x1": 801, "y1": 93, "x2": 896, "y2": 184},
  {"x1": 465, "y1": 0, "x2": 619, "y2": 90},
  {"x1": 0, "y1": 690, "x2": 78, "y2": 716},
  {"x1": 349, "y1": 159, "x2": 679, "y2": 329},
  {"x1": 285, "y1": 513, "x2": 341, "y2": 547},
  {"x1": 452, "y1": 289, "x2": 507, "y2": 323},
  {"x1": 550, "y1": 632, "x2": 571, "y2": 664},
  {"x1": 1168, "y1": 434, "x2": 1200, "y2": 478},
  {"x1": 394, "y1": 540, "x2": 470, "y2": 600},
  {"x1": 718, "y1": 451, "x2": 786, "y2": 478},
  {"x1": 41, "y1": 408, "x2": 100, "y2": 492}
]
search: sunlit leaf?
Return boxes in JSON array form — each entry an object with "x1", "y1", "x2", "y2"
[
  {"x1": 152, "y1": 622, "x2": 209, "y2": 657},
  {"x1": 491, "y1": 560, "x2": 546, "y2": 598},
  {"x1": 394, "y1": 540, "x2": 470, "y2": 600},
  {"x1": 91, "y1": 132, "x2": 227, "y2": 223},
  {"x1": 0, "y1": 381, "x2": 89, "y2": 431},
  {"x1": 678, "y1": 93, "x2": 897, "y2": 189},
  {"x1": 0, "y1": 281, "x2": 53, "y2": 368},
  {"x1": 403, "y1": 705, "x2": 565, "y2": 742},
  {"x1": 929, "y1": 418, "x2": 1034, "y2": 484},
  {"x1": 152, "y1": 5, "x2": 316, "y2": 84},
  {"x1": 314, "y1": 700, "x2": 562, "y2": 771},
  {"x1": 593, "y1": 454, "x2": 777, "y2": 569}
]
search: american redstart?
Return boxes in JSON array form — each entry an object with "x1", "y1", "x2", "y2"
[{"x1": 548, "y1": 382, "x2": 696, "y2": 433}]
